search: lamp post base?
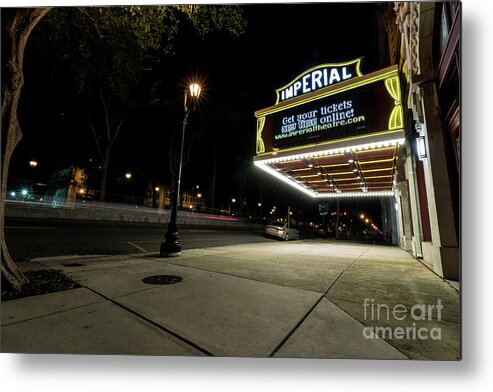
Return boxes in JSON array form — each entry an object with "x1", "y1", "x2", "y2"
[
  {"x1": 160, "y1": 225, "x2": 182, "y2": 257},
  {"x1": 160, "y1": 241, "x2": 182, "y2": 257}
]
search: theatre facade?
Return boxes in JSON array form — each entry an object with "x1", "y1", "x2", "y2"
[{"x1": 253, "y1": 2, "x2": 460, "y2": 281}]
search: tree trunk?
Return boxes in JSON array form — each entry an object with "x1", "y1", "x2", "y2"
[
  {"x1": 99, "y1": 147, "x2": 111, "y2": 202},
  {"x1": 1, "y1": 8, "x2": 51, "y2": 291},
  {"x1": 238, "y1": 180, "x2": 246, "y2": 217},
  {"x1": 210, "y1": 160, "x2": 216, "y2": 210},
  {"x1": 210, "y1": 140, "x2": 217, "y2": 209}
]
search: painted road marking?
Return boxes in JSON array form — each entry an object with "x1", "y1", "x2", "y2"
[{"x1": 126, "y1": 242, "x2": 148, "y2": 253}]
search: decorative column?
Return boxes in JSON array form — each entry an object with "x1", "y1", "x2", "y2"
[{"x1": 416, "y1": 83, "x2": 459, "y2": 279}]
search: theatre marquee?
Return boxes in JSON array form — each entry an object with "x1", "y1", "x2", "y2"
[{"x1": 254, "y1": 61, "x2": 404, "y2": 198}]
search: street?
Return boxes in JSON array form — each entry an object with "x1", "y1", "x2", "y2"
[{"x1": 5, "y1": 218, "x2": 274, "y2": 261}]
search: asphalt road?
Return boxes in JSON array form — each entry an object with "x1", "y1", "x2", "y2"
[{"x1": 5, "y1": 218, "x2": 275, "y2": 262}]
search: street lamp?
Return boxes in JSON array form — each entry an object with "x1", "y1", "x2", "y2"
[
  {"x1": 228, "y1": 198, "x2": 236, "y2": 215},
  {"x1": 125, "y1": 172, "x2": 132, "y2": 180},
  {"x1": 29, "y1": 160, "x2": 38, "y2": 168},
  {"x1": 161, "y1": 81, "x2": 201, "y2": 257}
]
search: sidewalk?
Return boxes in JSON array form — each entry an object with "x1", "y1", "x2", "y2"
[{"x1": 1, "y1": 240, "x2": 460, "y2": 359}]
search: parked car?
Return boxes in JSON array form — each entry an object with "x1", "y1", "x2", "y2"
[
  {"x1": 364, "y1": 228, "x2": 383, "y2": 242},
  {"x1": 265, "y1": 221, "x2": 299, "y2": 241}
]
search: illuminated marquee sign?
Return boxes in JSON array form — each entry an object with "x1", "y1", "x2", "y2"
[
  {"x1": 253, "y1": 62, "x2": 404, "y2": 199},
  {"x1": 275, "y1": 58, "x2": 362, "y2": 104},
  {"x1": 255, "y1": 63, "x2": 403, "y2": 155}
]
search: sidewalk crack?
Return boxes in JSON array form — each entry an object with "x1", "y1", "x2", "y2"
[
  {"x1": 81, "y1": 285, "x2": 214, "y2": 356},
  {"x1": 268, "y1": 248, "x2": 369, "y2": 357}
]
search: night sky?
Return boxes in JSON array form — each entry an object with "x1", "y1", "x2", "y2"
[{"x1": 10, "y1": 2, "x2": 387, "y2": 224}]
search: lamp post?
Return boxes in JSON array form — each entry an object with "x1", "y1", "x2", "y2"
[
  {"x1": 161, "y1": 82, "x2": 201, "y2": 257},
  {"x1": 229, "y1": 198, "x2": 236, "y2": 216}
]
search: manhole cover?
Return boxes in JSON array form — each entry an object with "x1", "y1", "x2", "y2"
[
  {"x1": 62, "y1": 263, "x2": 85, "y2": 267},
  {"x1": 142, "y1": 275, "x2": 183, "y2": 285}
]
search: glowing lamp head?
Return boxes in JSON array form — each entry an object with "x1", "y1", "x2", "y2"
[
  {"x1": 189, "y1": 83, "x2": 201, "y2": 98},
  {"x1": 197, "y1": 193, "x2": 202, "y2": 198},
  {"x1": 125, "y1": 173, "x2": 132, "y2": 180},
  {"x1": 29, "y1": 160, "x2": 38, "y2": 168},
  {"x1": 21, "y1": 189, "x2": 28, "y2": 196}
]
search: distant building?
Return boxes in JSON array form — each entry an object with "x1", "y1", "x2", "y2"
[
  {"x1": 49, "y1": 166, "x2": 90, "y2": 207},
  {"x1": 145, "y1": 185, "x2": 206, "y2": 211}
]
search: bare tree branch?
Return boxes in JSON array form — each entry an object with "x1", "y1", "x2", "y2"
[
  {"x1": 98, "y1": 87, "x2": 112, "y2": 141},
  {"x1": 111, "y1": 118, "x2": 124, "y2": 145},
  {"x1": 87, "y1": 114, "x2": 103, "y2": 159},
  {"x1": 77, "y1": 7, "x2": 105, "y2": 42}
]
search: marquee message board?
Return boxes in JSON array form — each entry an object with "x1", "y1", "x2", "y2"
[{"x1": 255, "y1": 63, "x2": 403, "y2": 156}]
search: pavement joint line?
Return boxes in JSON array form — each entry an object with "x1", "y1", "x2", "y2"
[
  {"x1": 122, "y1": 238, "x2": 275, "y2": 251},
  {"x1": 160, "y1": 258, "x2": 327, "y2": 295},
  {"x1": 323, "y1": 247, "x2": 370, "y2": 295},
  {"x1": 32, "y1": 254, "x2": 111, "y2": 264},
  {"x1": 5, "y1": 226, "x2": 57, "y2": 230},
  {"x1": 210, "y1": 253, "x2": 283, "y2": 264},
  {"x1": 267, "y1": 293, "x2": 326, "y2": 358},
  {"x1": 124, "y1": 239, "x2": 220, "y2": 244},
  {"x1": 322, "y1": 249, "x2": 414, "y2": 359},
  {"x1": 0, "y1": 294, "x2": 105, "y2": 327},
  {"x1": 267, "y1": 249, "x2": 370, "y2": 358},
  {"x1": 79, "y1": 284, "x2": 214, "y2": 356}
]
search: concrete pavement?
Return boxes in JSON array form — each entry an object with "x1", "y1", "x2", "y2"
[{"x1": 1, "y1": 239, "x2": 460, "y2": 359}]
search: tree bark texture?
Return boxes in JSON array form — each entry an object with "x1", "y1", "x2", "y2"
[{"x1": 1, "y1": 8, "x2": 50, "y2": 290}]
